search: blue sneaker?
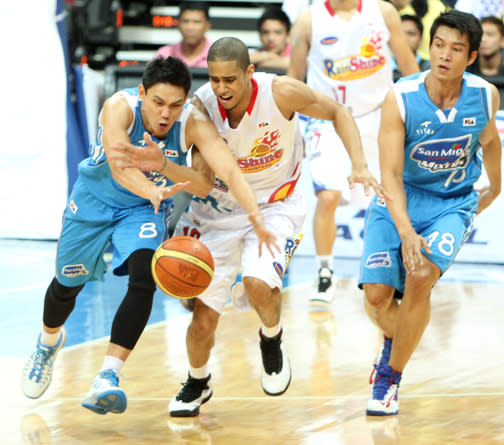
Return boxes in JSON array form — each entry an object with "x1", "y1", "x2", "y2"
[
  {"x1": 22, "y1": 328, "x2": 67, "y2": 399},
  {"x1": 369, "y1": 336, "x2": 392, "y2": 387},
  {"x1": 82, "y1": 369, "x2": 127, "y2": 415},
  {"x1": 366, "y1": 365, "x2": 401, "y2": 416}
]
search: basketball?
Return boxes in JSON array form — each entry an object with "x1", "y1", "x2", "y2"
[{"x1": 151, "y1": 236, "x2": 214, "y2": 299}]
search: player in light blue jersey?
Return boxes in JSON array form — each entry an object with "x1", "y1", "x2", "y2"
[
  {"x1": 359, "y1": 10, "x2": 502, "y2": 416},
  {"x1": 22, "y1": 57, "x2": 277, "y2": 415}
]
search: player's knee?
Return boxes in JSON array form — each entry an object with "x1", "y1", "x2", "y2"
[
  {"x1": 48, "y1": 277, "x2": 83, "y2": 303},
  {"x1": 316, "y1": 190, "x2": 341, "y2": 211},
  {"x1": 364, "y1": 283, "x2": 394, "y2": 308},
  {"x1": 406, "y1": 262, "x2": 440, "y2": 290},
  {"x1": 190, "y1": 303, "x2": 219, "y2": 338},
  {"x1": 128, "y1": 249, "x2": 156, "y2": 293},
  {"x1": 243, "y1": 277, "x2": 272, "y2": 305}
]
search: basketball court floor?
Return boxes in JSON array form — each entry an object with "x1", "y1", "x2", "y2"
[{"x1": 2, "y1": 238, "x2": 504, "y2": 444}]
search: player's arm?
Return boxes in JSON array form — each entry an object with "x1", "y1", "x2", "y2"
[
  {"x1": 379, "y1": 89, "x2": 431, "y2": 272},
  {"x1": 185, "y1": 104, "x2": 279, "y2": 256},
  {"x1": 286, "y1": 9, "x2": 311, "y2": 81},
  {"x1": 250, "y1": 51, "x2": 290, "y2": 70},
  {"x1": 273, "y1": 75, "x2": 389, "y2": 199},
  {"x1": 477, "y1": 84, "x2": 502, "y2": 214},
  {"x1": 379, "y1": 0, "x2": 419, "y2": 76},
  {"x1": 102, "y1": 94, "x2": 189, "y2": 212}
]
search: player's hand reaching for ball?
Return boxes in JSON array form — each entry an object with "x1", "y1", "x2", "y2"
[
  {"x1": 400, "y1": 230, "x2": 432, "y2": 274},
  {"x1": 248, "y1": 212, "x2": 280, "y2": 257},
  {"x1": 150, "y1": 182, "x2": 191, "y2": 214},
  {"x1": 110, "y1": 132, "x2": 165, "y2": 172}
]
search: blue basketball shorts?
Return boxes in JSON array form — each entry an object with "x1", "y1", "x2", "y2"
[
  {"x1": 359, "y1": 185, "x2": 478, "y2": 294},
  {"x1": 56, "y1": 180, "x2": 172, "y2": 287}
]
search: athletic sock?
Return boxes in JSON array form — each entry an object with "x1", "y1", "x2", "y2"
[{"x1": 100, "y1": 355, "x2": 125, "y2": 372}]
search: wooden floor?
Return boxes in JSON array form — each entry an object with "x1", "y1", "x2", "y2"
[{"x1": 2, "y1": 276, "x2": 504, "y2": 444}]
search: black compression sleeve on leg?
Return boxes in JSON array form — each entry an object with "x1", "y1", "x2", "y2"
[
  {"x1": 110, "y1": 249, "x2": 156, "y2": 350},
  {"x1": 43, "y1": 277, "x2": 84, "y2": 328}
]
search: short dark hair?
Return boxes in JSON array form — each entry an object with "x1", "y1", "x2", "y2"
[
  {"x1": 208, "y1": 37, "x2": 251, "y2": 71},
  {"x1": 430, "y1": 10, "x2": 483, "y2": 55},
  {"x1": 143, "y1": 57, "x2": 192, "y2": 94},
  {"x1": 179, "y1": 1, "x2": 210, "y2": 21},
  {"x1": 257, "y1": 6, "x2": 291, "y2": 33},
  {"x1": 401, "y1": 14, "x2": 423, "y2": 36},
  {"x1": 481, "y1": 16, "x2": 504, "y2": 38}
]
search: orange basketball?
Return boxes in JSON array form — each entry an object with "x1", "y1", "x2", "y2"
[{"x1": 151, "y1": 236, "x2": 214, "y2": 299}]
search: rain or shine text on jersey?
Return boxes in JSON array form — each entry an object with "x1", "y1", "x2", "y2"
[
  {"x1": 394, "y1": 72, "x2": 492, "y2": 197},
  {"x1": 192, "y1": 72, "x2": 304, "y2": 215},
  {"x1": 307, "y1": 0, "x2": 392, "y2": 117},
  {"x1": 78, "y1": 88, "x2": 191, "y2": 208}
]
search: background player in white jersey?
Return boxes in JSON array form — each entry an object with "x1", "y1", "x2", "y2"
[
  {"x1": 113, "y1": 37, "x2": 386, "y2": 417},
  {"x1": 21, "y1": 57, "x2": 276, "y2": 415},
  {"x1": 288, "y1": 0, "x2": 420, "y2": 305},
  {"x1": 360, "y1": 10, "x2": 501, "y2": 416}
]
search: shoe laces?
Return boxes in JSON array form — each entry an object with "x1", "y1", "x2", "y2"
[
  {"x1": 317, "y1": 267, "x2": 333, "y2": 292},
  {"x1": 99, "y1": 369, "x2": 123, "y2": 387},
  {"x1": 176, "y1": 375, "x2": 210, "y2": 402},
  {"x1": 372, "y1": 367, "x2": 401, "y2": 400},
  {"x1": 260, "y1": 330, "x2": 283, "y2": 374},
  {"x1": 28, "y1": 347, "x2": 53, "y2": 381}
]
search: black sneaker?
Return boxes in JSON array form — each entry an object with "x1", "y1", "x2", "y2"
[
  {"x1": 169, "y1": 373, "x2": 213, "y2": 417},
  {"x1": 310, "y1": 266, "x2": 336, "y2": 306},
  {"x1": 259, "y1": 329, "x2": 291, "y2": 396}
]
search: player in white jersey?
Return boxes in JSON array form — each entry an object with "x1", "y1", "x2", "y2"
[
  {"x1": 112, "y1": 37, "x2": 386, "y2": 417},
  {"x1": 288, "y1": 0, "x2": 420, "y2": 305},
  {"x1": 21, "y1": 57, "x2": 277, "y2": 415},
  {"x1": 361, "y1": 11, "x2": 501, "y2": 416}
]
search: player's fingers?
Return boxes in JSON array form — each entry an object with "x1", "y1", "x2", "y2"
[{"x1": 347, "y1": 176, "x2": 355, "y2": 189}]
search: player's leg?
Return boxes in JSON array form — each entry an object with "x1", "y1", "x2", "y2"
[
  {"x1": 359, "y1": 197, "x2": 405, "y2": 415},
  {"x1": 82, "y1": 203, "x2": 170, "y2": 414},
  {"x1": 169, "y1": 211, "x2": 243, "y2": 416},
  {"x1": 306, "y1": 121, "x2": 351, "y2": 305},
  {"x1": 169, "y1": 299, "x2": 220, "y2": 417},
  {"x1": 22, "y1": 187, "x2": 113, "y2": 399},
  {"x1": 242, "y1": 198, "x2": 304, "y2": 396}
]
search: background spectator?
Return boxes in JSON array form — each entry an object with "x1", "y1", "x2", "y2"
[
  {"x1": 250, "y1": 7, "x2": 291, "y2": 71},
  {"x1": 468, "y1": 16, "x2": 504, "y2": 76},
  {"x1": 400, "y1": 0, "x2": 450, "y2": 60},
  {"x1": 393, "y1": 14, "x2": 431, "y2": 80},
  {"x1": 154, "y1": 1, "x2": 211, "y2": 68}
]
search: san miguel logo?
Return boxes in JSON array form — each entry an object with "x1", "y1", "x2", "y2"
[
  {"x1": 323, "y1": 33, "x2": 386, "y2": 81},
  {"x1": 237, "y1": 129, "x2": 284, "y2": 173}
]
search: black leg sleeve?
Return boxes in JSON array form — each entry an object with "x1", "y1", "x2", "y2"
[
  {"x1": 43, "y1": 277, "x2": 84, "y2": 328},
  {"x1": 110, "y1": 249, "x2": 156, "y2": 350}
]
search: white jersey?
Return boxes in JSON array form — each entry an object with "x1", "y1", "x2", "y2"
[
  {"x1": 307, "y1": 0, "x2": 393, "y2": 117},
  {"x1": 193, "y1": 72, "x2": 304, "y2": 217}
]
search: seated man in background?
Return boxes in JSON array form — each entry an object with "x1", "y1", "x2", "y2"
[
  {"x1": 155, "y1": 1, "x2": 212, "y2": 68},
  {"x1": 393, "y1": 14, "x2": 430, "y2": 80},
  {"x1": 468, "y1": 16, "x2": 504, "y2": 77},
  {"x1": 250, "y1": 7, "x2": 291, "y2": 71}
]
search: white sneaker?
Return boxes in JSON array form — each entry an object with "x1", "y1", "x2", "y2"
[
  {"x1": 169, "y1": 374, "x2": 213, "y2": 417},
  {"x1": 81, "y1": 369, "x2": 127, "y2": 415},
  {"x1": 22, "y1": 327, "x2": 67, "y2": 399},
  {"x1": 309, "y1": 267, "x2": 336, "y2": 307},
  {"x1": 259, "y1": 329, "x2": 291, "y2": 396}
]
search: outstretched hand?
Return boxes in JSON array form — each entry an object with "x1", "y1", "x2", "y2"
[
  {"x1": 150, "y1": 181, "x2": 191, "y2": 214},
  {"x1": 347, "y1": 166, "x2": 393, "y2": 201},
  {"x1": 248, "y1": 213, "x2": 281, "y2": 258},
  {"x1": 109, "y1": 132, "x2": 165, "y2": 171}
]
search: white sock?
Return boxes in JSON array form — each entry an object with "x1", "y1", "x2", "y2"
[
  {"x1": 100, "y1": 356, "x2": 125, "y2": 372},
  {"x1": 316, "y1": 255, "x2": 333, "y2": 271},
  {"x1": 189, "y1": 364, "x2": 209, "y2": 380},
  {"x1": 262, "y1": 324, "x2": 281, "y2": 338},
  {"x1": 40, "y1": 329, "x2": 61, "y2": 347}
]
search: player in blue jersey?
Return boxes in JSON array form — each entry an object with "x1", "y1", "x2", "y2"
[
  {"x1": 21, "y1": 57, "x2": 277, "y2": 415},
  {"x1": 359, "y1": 10, "x2": 502, "y2": 416}
]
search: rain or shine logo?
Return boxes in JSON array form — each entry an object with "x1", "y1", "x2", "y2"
[{"x1": 237, "y1": 129, "x2": 284, "y2": 173}]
